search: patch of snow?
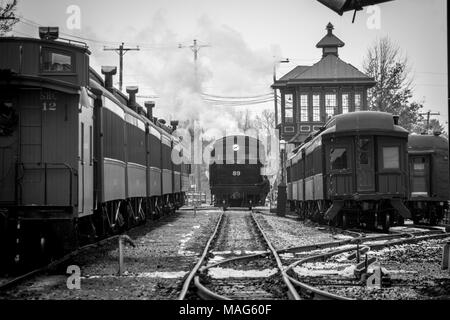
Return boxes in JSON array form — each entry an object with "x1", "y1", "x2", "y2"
[
  {"x1": 332, "y1": 234, "x2": 354, "y2": 240},
  {"x1": 293, "y1": 263, "x2": 355, "y2": 278},
  {"x1": 208, "y1": 267, "x2": 278, "y2": 279}
]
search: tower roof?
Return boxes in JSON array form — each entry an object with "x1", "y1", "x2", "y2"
[{"x1": 316, "y1": 23, "x2": 345, "y2": 48}]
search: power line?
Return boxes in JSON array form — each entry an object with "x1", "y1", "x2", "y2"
[{"x1": 201, "y1": 92, "x2": 272, "y2": 99}]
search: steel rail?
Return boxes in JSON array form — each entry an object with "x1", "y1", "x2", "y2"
[
  {"x1": 194, "y1": 276, "x2": 231, "y2": 300},
  {"x1": 250, "y1": 212, "x2": 302, "y2": 300},
  {"x1": 177, "y1": 211, "x2": 224, "y2": 300}
]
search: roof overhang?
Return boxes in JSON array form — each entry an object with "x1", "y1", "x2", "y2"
[
  {"x1": 272, "y1": 78, "x2": 376, "y2": 89},
  {"x1": 0, "y1": 72, "x2": 81, "y2": 94}
]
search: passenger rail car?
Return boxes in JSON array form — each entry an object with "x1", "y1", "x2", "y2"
[
  {"x1": 287, "y1": 111, "x2": 411, "y2": 231},
  {"x1": 209, "y1": 135, "x2": 270, "y2": 210},
  {"x1": 0, "y1": 31, "x2": 189, "y2": 272},
  {"x1": 406, "y1": 133, "x2": 449, "y2": 225}
]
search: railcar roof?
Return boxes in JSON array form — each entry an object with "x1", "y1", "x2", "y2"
[
  {"x1": 322, "y1": 111, "x2": 409, "y2": 135},
  {"x1": 0, "y1": 36, "x2": 91, "y2": 54},
  {"x1": 408, "y1": 134, "x2": 449, "y2": 151}
]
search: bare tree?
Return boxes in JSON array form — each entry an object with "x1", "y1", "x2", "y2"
[
  {"x1": 233, "y1": 109, "x2": 254, "y2": 132},
  {"x1": 254, "y1": 109, "x2": 275, "y2": 136},
  {"x1": 363, "y1": 36, "x2": 423, "y2": 131},
  {"x1": 0, "y1": 0, "x2": 18, "y2": 36}
]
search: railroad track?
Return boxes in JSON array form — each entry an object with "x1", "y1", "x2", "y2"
[
  {"x1": 180, "y1": 211, "x2": 450, "y2": 301},
  {"x1": 179, "y1": 210, "x2": 300, "y2": 300}
]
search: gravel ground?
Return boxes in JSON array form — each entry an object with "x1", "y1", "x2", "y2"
[
  {"x1": 0, "y1": 209, "x2": 221, "y2": 300},
  {"x1": 253, "y1": 212, "x2": 353, "y2": 250},
  {"x1": 293, "y1": 237, "x2": 450, "y2": 300}
]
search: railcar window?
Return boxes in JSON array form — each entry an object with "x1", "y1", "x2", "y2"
[
  {"x1": 382, "y1": 146, "x2": 399, "y2": 169},
  {"x1": 413, "y1": 157, "x2": 425, "y2": 171},
  {"x1": 330, "y1": 148, "x2": 347, "y2": 170},
  {"x1": 359, "y1": 139, "x2": 370, "y2": 165},
  {"x1": 42, "y1": 49, "x2": 73, "y2": 72},
  {"x1": 313, "y1": 94, "x2": 320, "y2": 122},
  {"x1": 284, "y1": 93, "x2": 294, "y2": 123}
]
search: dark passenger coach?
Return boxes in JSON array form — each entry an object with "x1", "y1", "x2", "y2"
[{"x1": 287, "y1": 111, "x2": 411, "y2": 231}]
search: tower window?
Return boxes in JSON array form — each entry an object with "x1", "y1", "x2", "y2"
[
  {"x1": 355, "y1": 93, "x2": 362, "y2": 111},
  {"x1": 284, "y1": 93, "x2": 294, "y2": 123},
  {"x1": 313, "y1": 94, "x2": 320, "y2": 122},
  {"x1": 300, "y1": 94, "x2": 308, "y2": 122},
  {"x1": 342, "y1": 94, "x2": 349, "y2": 114},
  {"x1": 325, "y1": 94, "x2": 336, "y2": 119}
]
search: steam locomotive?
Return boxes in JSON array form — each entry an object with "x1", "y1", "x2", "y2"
[
  {"x1": 209, "y1": 135, "x2": 270, "y2": 210},
  {"x1": 0, "y1": 28, "x2": 190, "y2": 271}
]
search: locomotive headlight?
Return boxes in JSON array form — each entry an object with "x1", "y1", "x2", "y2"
[{"x1": 233, "y1": 144, "x2": 240, "y2": 151}]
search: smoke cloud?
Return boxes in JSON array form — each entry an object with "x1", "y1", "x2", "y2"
[{"x1": 86, "y1": 11, "x2": 276, "y2": 140}]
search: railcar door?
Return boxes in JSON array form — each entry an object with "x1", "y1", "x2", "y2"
[
  {"x1": 78, "y1": 93, "x2": 94, "y2": 217},
  {"x1": 409, "y1": 155, "x2": 430, "y2": 197},
  {"x1": 0, "y1": 95, "x2": 19, "y2": 203},
  {"x1": 356, "y1": 136, "x2": 375, "y2": 192},
  {"x1": 326, "y1": 139, "x2": 353, "y2": 197}
]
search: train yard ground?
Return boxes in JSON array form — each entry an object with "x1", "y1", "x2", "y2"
[{"x1": 0, "y1": 207, "x2": 449, "y2": 300}]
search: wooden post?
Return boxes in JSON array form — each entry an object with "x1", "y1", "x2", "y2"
[
  {"x1": 118, "y1": 237, "x2": 124, "y2": 276},
  {"x1": 442, "y1": 243, "x2": 450, "y2": 271},
  {"x1": 118, "y1": 235, "x2": 136, "y2": 276}
]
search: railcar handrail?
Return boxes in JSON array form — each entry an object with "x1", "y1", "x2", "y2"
[{"x1": 16, "y1": 162, "x2": 77, "y2": 207}]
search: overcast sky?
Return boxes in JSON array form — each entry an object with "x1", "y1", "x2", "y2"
[{"x1": 12, "y1": 0, "x2": 448, "y2": 130}]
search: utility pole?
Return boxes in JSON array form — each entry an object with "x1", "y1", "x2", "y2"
[
  {"x1": 178, "y1": 39, "x2": 210, "y2": 92},
  {"x1": 104, "y1": 42, "x2": 140, "y2": 91},
  {"x1": 419, "y1": 110, "x2": 440, "y2": 134},
  {"x1": 179, "y1": 39, "x2": 210, "y2": 193},
  {"x1": 272, "y1": 58, "x2": 289, "y2": 132}
]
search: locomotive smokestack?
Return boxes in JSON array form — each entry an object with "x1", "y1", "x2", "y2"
[
  {"x1": 145, "y1": 101, "x2": 155, "y2": 121},
  {"x1": 170, "y1": 120, "x2": 179, "y2": 131},
  {"x1": 126, "y1": 86, "x2": 138, "y2": 112},
  {"x1": 393, "y1": 115, "x2": 399, "y2": 125},
  {"x1": 101, "y1": 66, "x2": 117, "y2": 92}
]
